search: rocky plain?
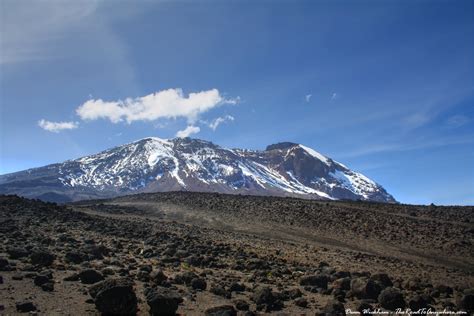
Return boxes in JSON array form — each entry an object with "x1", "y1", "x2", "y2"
[{"x1": 0, "y1": 192, "x2": 473, "y2": 315}]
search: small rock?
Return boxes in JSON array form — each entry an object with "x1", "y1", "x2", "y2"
[
  {"x1": 234, "y1": 299, "x2": 249, "y2": 311},
  {"x1": 16, "y1": 301, "x2": 37, "y2": 313},
  {"x1": 150, "y1": 269, "x2": 167, "y2": 285},
  {"x1": 318, "y1": 300, "x2": 346, "y2": 315},
  {"x1": 191, "y1": 278, "x2": 207, "y2": 290},
  {"x1": 295, "y1": 297, "x2": 308, "y2": 308},
  {"x1": 205, "y1": 305, "x2": 237, "y2": 316},
  {"x1": 41, "y1": 282, "x2": 54, "y2": 292},
  {"x1": 30, "y1": 250, "x2": 55, "y2": 266},
  {"x1": 300, "y1": 275, "x2": 329, "y2": 289},
  {"x1": 229, "y1": 282, "x2": 245, "y2": 292},
  {"x1": 78, "y1": 269, "x2": 104, "y2": 284},
  {"x1": 0, "y1": 258, "x2": 11, "y2": 271}
]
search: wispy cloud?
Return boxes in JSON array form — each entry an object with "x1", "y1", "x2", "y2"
[
  {"x1": 176, "y1": 125, "x2": 200, "y2": 138},
  {"x1": 1, "y1": 2, "x2": 99, "y2": 64},
  {"x1": 331, "y1": 92, "x2": 338, "y2": 100},
  {"x1": 305, "y1": 94, "x2": 312, "y2": 102},
  {"x1": 446, "y1": 114, "x2": 470, "y2": 128},
  {"x1": 76, "y1": 88, "x2": 239, "y2": 124},
  {"x1": 337, "y1": 135, "x2": 474, "y2": 159},
  {"x1": 208, "y1": 115, "x2": 234, "y2": 131},
  {"x1": 38, "y1": 119, "x2": 78, "y2": 133}
]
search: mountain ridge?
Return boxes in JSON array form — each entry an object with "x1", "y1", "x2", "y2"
[{"x1": 0, "y1": 137, "x2": 396, "y2": 203}]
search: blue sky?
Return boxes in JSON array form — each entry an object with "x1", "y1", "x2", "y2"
[{"x1": 1, "y1": 0, "x2": 473, "y2": 205}]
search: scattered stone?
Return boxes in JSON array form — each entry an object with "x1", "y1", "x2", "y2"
[
  {"x1": 229, "y1": 282, "x2": 245, "y2": 292},
  {"x1": 0, "y1": 258, "x2": 11, "y2": 271},
  {"x1": 370, "y1": 273, "x2": 393, "y2": 288},
  {"x1": 318, "y1": 300, "x2": 346, "y2": 315},
  {"x1": 15, "y1": 301, "x2": 37, "y2": 313},
  {"x1": 378, "y1": 287, "x2": 406, "y2": 310},
  {"x1": 408, "y1": 294, "x2": 431, "y2": 310},
  {"x1": 150, "y1": 269, "x2": 167, "y2": 285},
  {"x1": 351, "y1": 278, "x2": 382, "y2": 299},
  {"x1": 457, "y1": 289, "x2": 474, "y2": 312},
  {"x1": 30, "y1": 250, "x2": 55, "y2": 266},
  {"x1": 205, "y1": 305, "x2": 237, "y2": 316},
  {"x1": 145, "y1": 286, "x2": 183, "y2": 316},
  {"x1": 191, "y1": 278, "x2": 207, "y2": 290},
  {"x1": 294, "y1": 297, "x2": 308, "y2": 307},
  {"x1": 78, "y1": 269, "x2": 104, "y2": 284},
  {"x1": 7, "y1": 247, "x2": 29, "y2": 259},
  {"x1": 89, "y1": 278, "x2": 137, "y2": 315},
  {"x1": 299, "y1": 274, "x2": 329, "y2": 289},
  {"x1": 234, "y1": 299, "x2": 249, "y2": 311}
]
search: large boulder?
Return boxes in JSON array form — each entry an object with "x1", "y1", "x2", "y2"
[
  {"x1": 79, "y1": 269, "x2": 104, "y2": 284},
  {"x1": 89, "y1": 278, "x2": 137, "y2": 315},
  {"x1": 351, "y1": 278, "x2": 382, "y2": 299},
  {"x1": 318, "y1": 300, "x2": 346, "y2": 315},
  {"x1": 299, "y1": 274, "x2": 330, "y2": 289},
  {"x1": 16, "y1": 301, "x2": 37, "y2": 313},
  {"x1": 457, "y1": 289, "x2": 474, "y2": 312},
  {"x1": 378, "y1": 287, "x2": 406, "y2": 310},
  {"x1": 30, "y1": 250, "x2": 55, "y2": 266},
  {"x1": 370, "y1": 273, "x2": 393, "y2": 288},
  {"x1": 145, "y1": 286, "x2": 183, "y2": 316}
]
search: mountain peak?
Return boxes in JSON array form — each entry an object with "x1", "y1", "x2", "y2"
[
  {"x1": 0, "y1": 137, "x2": 396, "y2": 203},
  {"x1": 265, "y1": 142, "x2": 299, "y2": 151}
]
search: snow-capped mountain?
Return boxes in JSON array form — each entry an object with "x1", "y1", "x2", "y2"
[{"x1": 0, "y1": 137, "x2": 396, "y2": 203}]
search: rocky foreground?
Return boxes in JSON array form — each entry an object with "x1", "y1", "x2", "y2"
[{"x1": 0, "y1": 193, "x2": 473, "y2": 315}]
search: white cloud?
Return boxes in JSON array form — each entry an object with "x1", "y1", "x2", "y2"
[
  {"x1": 305, "y1": 94, "x2": 312, "y2": 102},
  {"x1": 1, "y1": 1, "x2": 99, "y2": 64},
  {"x1": 446, "y1": 115, "x2": 469, "y2": 128},
  {"x1": 331, "y1": 92, "x2": 338, "y2": 100},
  {"x1": 76, "y1": 88, "x2": 239, "y2": 124},
  {"x1": 38, "y1": 119, "x2": 78, "y2": 133},
  {"x1": 176, "y1": 125, "x2": 200, "y2": 138},
  {"x1": 209, "y1": 115, "x2": 234, "y2": 131}
]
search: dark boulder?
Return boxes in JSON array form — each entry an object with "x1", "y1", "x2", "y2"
[
  {"x1": 145, "y1": 286, "x2": 183, "y2": 316},
  {"x1": 408, "y1": 294, "x2": 431, "y2": 310},
  {"x1": 65, "y1": 251, "x2": 87, "y2": 264},
  {"x1": 378, "y1": 287, "x2": 406, "y2": 310},
  {"x1": 204, "y1": 305, "x2": 237, "y2": 316},
  {"x1": 457, "y1": 289, "x2": 474, "y2": 312},
  {"x1": 79, "y1": 269, "x2": 104, "y2": 284},
  {"x1": 234, "y1": 299, "x2": 249, "y2": 311},
  {"x1": 30, "y1": 250, "x2": 55, "y2": 266},
  {"x1": 351, "y1": 278, "x2": 382, "y2": 299},
  {"x1": 370, "y1": 273, "x2": 393, "y2": 288},
  {"x1": 299, "y1": 274, "x2": 329, "y2": 289},
  {"x1": 150, "y1": 269, "x2": 167, "y2": 285},
  {"x1": 0, "y1": 258, "x2": 12, "y2": 271},
  {"x1": 7, "y1": 247, "x2": 29, "y2": 260},
  {"x1": 191, "y1": 278, "x2": 207, "y2": 290},
  {"x1": 16, "y1": 301, "x2": 37, "y2": 313},
  {"x1": 318, "y1": 300, "x2": 346, "y2": 315},
  {"x1": 89, "y1": 278, "x2": 137, "y2": 315}
]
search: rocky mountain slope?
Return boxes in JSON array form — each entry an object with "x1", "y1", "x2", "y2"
[
  {"x1": 0, "y1": 193, "x2": 472, "y2": 315},
  {"x1": 0, "y1": 137, "x2": 395, "y2": 203}
]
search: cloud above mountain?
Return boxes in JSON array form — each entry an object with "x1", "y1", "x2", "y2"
[
  {"x1": 76, "y1": 88, "x2": 238, "y2": 124},
  {"x1": 38, "y1": 119, "x2": 78, "y2": 133},
  {"x1": 209, "y1": 115, "x2": 234, "y2": 131},
  {"x1": 176, "y1": 125, "x2": 200, "y2": 137}
]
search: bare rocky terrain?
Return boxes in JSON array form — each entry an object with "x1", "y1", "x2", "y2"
[{"x1": 1, "y1": 192, "x2": 473, "y2": 315}]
